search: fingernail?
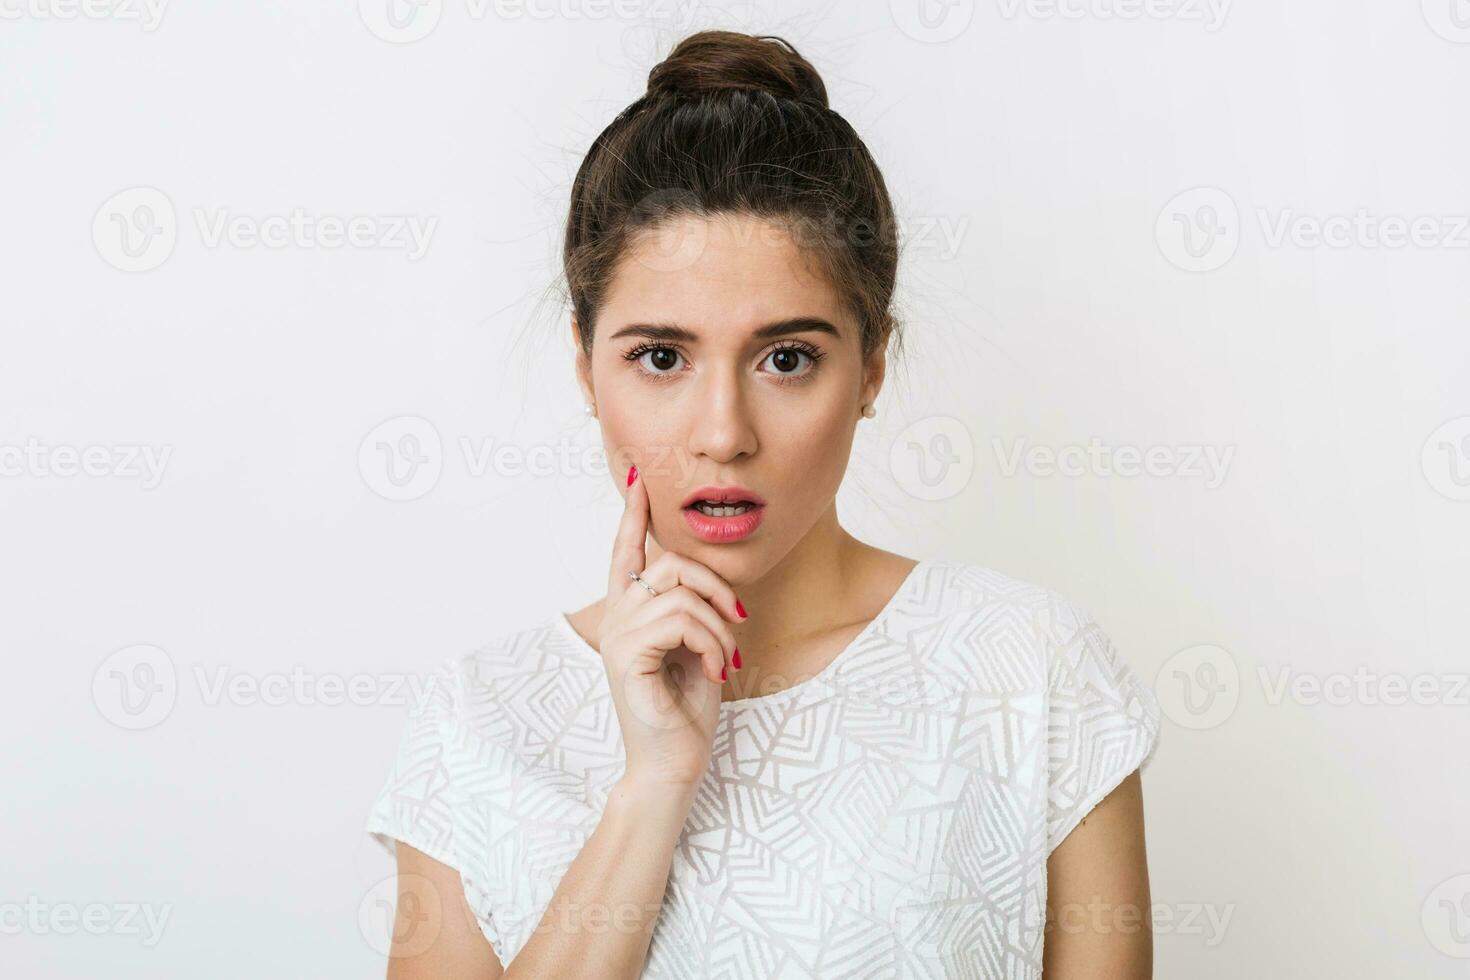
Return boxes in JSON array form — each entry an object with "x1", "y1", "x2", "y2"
[
  {"x1": 735, "y1": 598, "x2": 747, "y2": 619},
  {"x1": 732, "y1": 648, "x2": 742, "y2": 670},
  {"x1": 720, "y1": 665, "x2": 727, "y2": 681},
  {"x1": 626, "y1": 464, "x2": 638, "y2": 487}
]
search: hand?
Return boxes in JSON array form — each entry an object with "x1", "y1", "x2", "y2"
[{"x1": 597, "y1": 464, "x2": 745, "y2": 789}]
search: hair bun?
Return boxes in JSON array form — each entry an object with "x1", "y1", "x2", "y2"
[{"x1": 646, "y1": 31, "x2": 828, "y2": 108}]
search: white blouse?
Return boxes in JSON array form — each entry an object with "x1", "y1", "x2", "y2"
[{"x1": 366, "y1": 557, "x2": 1161, "y2": 978}]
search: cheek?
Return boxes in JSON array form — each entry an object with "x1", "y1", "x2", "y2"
[
  {"x1": 596, "y1": 365, "x2": 672, "y2": 439},
  {"x1": 765, "y1": 398, "x2": 857, "y2": 496},
  {"x1": 603, "y1": 406, "x2": 684, "y2": 450},
  {"x1": 595, "y1": 389, "x2": 690, "y2": 488}
]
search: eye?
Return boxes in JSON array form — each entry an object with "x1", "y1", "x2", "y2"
[
  {"x1": 623, "y1": 343, "x2": 685, "y2": 377},
  {"x1": 621, "y1": 339, "x2": 827, "y2": 384},
  {"x1": 759, "y1": 342, "x2": 825, "y2": 382}
]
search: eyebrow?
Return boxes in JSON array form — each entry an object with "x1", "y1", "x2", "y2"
[{"x1": 606, "y1": 317, "x2": 841, "y2": 344}]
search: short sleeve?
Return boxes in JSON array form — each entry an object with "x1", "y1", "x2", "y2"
[
  {"x1": 1043, "y1": 597, "x2": 1161, "y2": 854},
  {"x1": 365, "y1": 663, "x2": 463, "y2": 870}
]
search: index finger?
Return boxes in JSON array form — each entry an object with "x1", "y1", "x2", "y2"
[{"x1": 606, "y1": 463, "x2": 649, "y2": 601}]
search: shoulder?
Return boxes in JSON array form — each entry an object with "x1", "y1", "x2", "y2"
[
  {"x1": 405, "y1": 613, "x2": 606, "y2": 739},
  {"x1": 923, "y1": 556, "x2": 1104, "y2": 644},
  {"x1": 917, "y1": 557, "x2": 1156, "y2": 699}
]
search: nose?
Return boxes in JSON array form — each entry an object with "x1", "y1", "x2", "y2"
[{"x1": 684, "y1": 368, "x2": 757, "y2": 463}]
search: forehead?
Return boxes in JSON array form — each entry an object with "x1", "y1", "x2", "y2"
[{"x1": 600, "y1": 212, "x2": 850, "y2": 341}]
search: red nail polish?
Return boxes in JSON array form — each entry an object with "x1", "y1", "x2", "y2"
[
  {"x1": 720, "y1": 665, "x2": 727, "y2": 681},
  {"x1": 735, "y1": 598, "x2": 747, "y2": 618},
  {"x1": 626, "y1": 464, "x2": 638, "y2": 487},
  {"x1": 733, "y1": 648, "x2": 742, "y2": 670}
]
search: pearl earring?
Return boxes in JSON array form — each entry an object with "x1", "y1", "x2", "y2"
[
  {"x1": 584, "y1": 403, "x2": 597, "y2": 418},
  {"x1": 861, "y1": 404, "x2": 877, "y2": 419}
]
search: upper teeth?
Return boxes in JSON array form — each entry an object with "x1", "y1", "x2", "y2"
[{"x1": 694, "y1": 501, "x2": 752, "y2": 516}]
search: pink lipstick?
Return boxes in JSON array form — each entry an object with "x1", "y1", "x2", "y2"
[{"x1": 680, "y1": 484, "x2": 766, "y2": 543}]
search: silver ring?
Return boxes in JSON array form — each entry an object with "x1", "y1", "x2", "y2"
[{"x1": 628, "y1": 570, "x2": 659, "y2": 597}]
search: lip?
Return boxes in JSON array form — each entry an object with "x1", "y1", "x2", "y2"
[{"x1": 679, "y1": 484, "x2": 767, "y2": 509}]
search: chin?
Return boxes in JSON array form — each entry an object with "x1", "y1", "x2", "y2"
[{"x1": 672, "y1": 538, "x2": 764, "y2": 585}]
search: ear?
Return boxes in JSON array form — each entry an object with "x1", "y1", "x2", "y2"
[
  {"x1": 861, "y1": 338, "x2": 887, "y2": 409},
  {"x1": 572, "y1": 315, "x2": 595, "y2": 405}
]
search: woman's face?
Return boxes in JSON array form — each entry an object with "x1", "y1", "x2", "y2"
[{"x1": 576, "y1": 212, "x2": 883, "y2": 583}]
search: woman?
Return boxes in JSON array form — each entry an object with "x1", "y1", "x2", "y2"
[{"x1": 367, "y1": 30, "x2": 1160, "y2": 979}]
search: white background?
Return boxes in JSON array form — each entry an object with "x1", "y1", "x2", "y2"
[{"x1": 3, "y1": 1, "x2": 1468, "y2": 976}]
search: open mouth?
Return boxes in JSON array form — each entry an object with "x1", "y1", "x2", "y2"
[
  {"x1": 680, "y1": 485, "x2": 766, "y2": 542},
  {"x1": 686, "y1": 500, "x2": 760, "y2": 517}
]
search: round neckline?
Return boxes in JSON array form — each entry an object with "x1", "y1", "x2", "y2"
[{"x1": 552, "y1": 557, "x2": 934, "y2": 713}]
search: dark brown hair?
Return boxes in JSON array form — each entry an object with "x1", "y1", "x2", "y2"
[{"x1": 563, "y1": 30, "x2": 902, "y2": 365}]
